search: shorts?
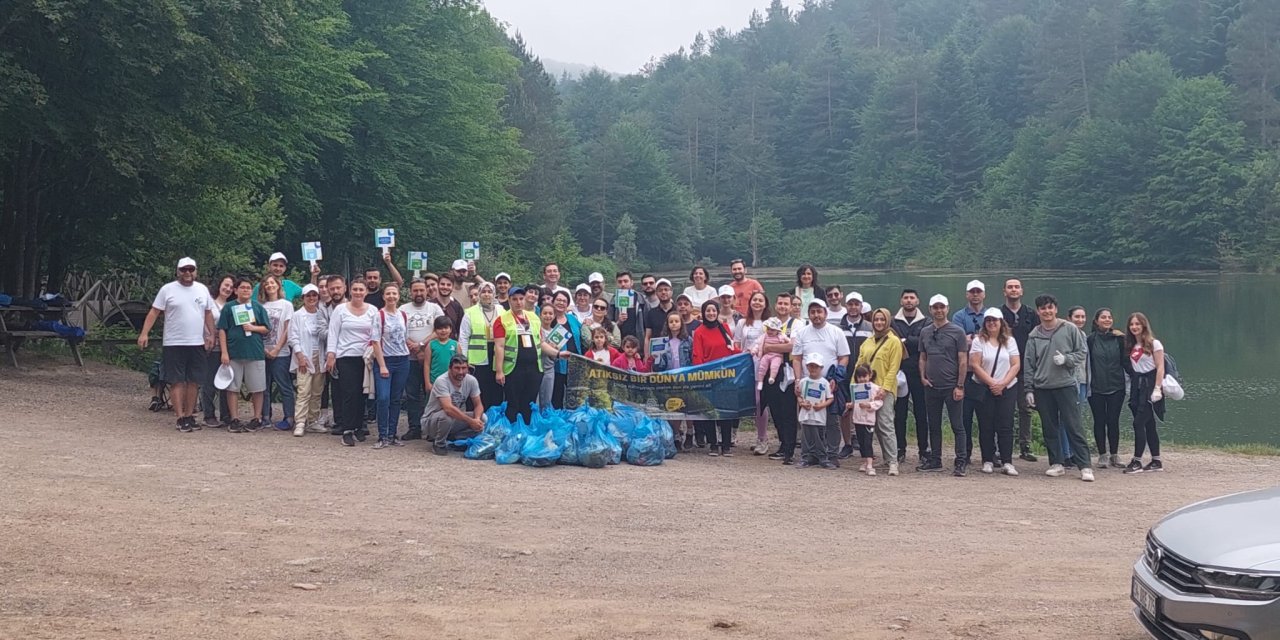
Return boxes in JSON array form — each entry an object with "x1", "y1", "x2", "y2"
[
  {"x1": 228, "y1": 359, "x2": 268, "y2": 393},
  {"x1": 162, "y1": 346, "x2": 207, "y2": 384}
]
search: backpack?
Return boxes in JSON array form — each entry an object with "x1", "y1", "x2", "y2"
[{"x1": 1162, "y1": 352, "x2": 1181, "y2": 382}]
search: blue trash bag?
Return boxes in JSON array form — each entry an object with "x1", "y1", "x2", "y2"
[
  {"x1": 495, "y1": 415, "x2": 528, "y2": 465},
  {"x1": 653, "y1": 418, "x2": 677, "y2": 459},
  {"x1": 483, "y1": 403, "x2": 511, "y2": 440},
  {"x1": 626, "y1": 418, "x2": 665, "y2": 466},
  {"x1": 520, "y1": 429, "x2": 563, "y2": 467},
  {"x1": 559, "y1": 423, "x2": 582, "y2": 466},
  {"x1": 464, "y1": 433, "x2": 499, "y2": 460},
  {"x1": 578, "y1": 415, "x2": 613, "y2": 469}
]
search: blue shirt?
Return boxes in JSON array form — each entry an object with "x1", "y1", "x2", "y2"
[{"x1": 951, "y1": 306, "x2": 986, "y2": 336}]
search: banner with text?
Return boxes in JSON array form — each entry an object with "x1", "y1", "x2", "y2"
[{"x1": 564, "y1": 353, "x2": 756, "y2": 420}]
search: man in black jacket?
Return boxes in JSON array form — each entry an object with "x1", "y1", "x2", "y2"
[
  {"x1": 1000, "y1": 278, "x2": 1039, "y2": 462},
  {"x1": 891, "y1": 289, "x2": 928, "y2": 464}
]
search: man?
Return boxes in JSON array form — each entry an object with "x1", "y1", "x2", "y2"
[
  {"x1": 726, "y1": 259, "x2": 763, "y2": 317},
  {"x1": 494, "y1": 272, "x2": 512, "y2": 308},
  {"x1": 449, "y1": 259, "x2": 480, "y2": 308},
  {"x1": 363, "y1": 252, "x2": 405, "y2": 309},
  {"x1": 540, "y1": 262, "x2": 571, "y2": 297},
  {"x1": 789, "y1": 299, "x2": 851, "y2": 469},
  {"x1": 318, "y1": 275, "x2": 348, "y2": 433},
  {"x1": 892, "y1": 289, "x2": 928, "y2": 463},
  {"x1": 643, "y1": 278, "x2": 675, "y2": 356},
  {"x1": 401, "y1": 278, "x2": 444, "y2": 439},
  {"x1": 1000, "y1": 278, "x2": 1039, "y2": 462},
  {"x1": 837, "y1": 292, "x2": 873, "y2": 459},
  {"x1": 824, "y1": 285, "x2": 847, "y2": 322},
  {"x1": 639, "y1": 274, "x2": 659, "y2": 309},
  {"x1": 588, "y1": 272, "x2": 611, "y2": 304},
  {"x1": 1023, "y1": 294, "x2": 1094, "y2": 481},
  {"x1": 611, "y1": 271, "x2": 645, "y2": 340},
  {"x1": 492, "y1": 287, "x2": 543, "y2": 424},
  {"x1": 951, "y1": 279, "x2": 987, "y2": 462},
  {"x1": 763, "y1": 293, "x2": 801, "y2": 464},
  {"x1": 435, "y1": 276, "x2": 465, "y2": 341},
  {"x1": 571, "y1": 284, "x2": 594, "y2": 323},
  {"x1": 422, "y1": 354, "x2": 486, "y2": 456},
  {"x1": 675, "y1": 293, "x2": 700, "y2": 333},
  {"x1": 919, "y1": 295, "x2": 970, "y2": 475},
  {"x1": 137, "y1": 257, "x2": 216, "y2": 432},
  {"x1": 252, "y1": 252, "x2": 306, "y2": 302},
  {"x1": 717, "y1": 285, "x2": 742, "y2": 325},
  {"x1": 460, "y1": 281, "x2": 504, "y2": 410}
]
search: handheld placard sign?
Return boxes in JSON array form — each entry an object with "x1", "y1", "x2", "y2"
[
  {"x1": 301, "y1": 241, "x2": 322, "y2": 269},
  {"x1": 650, "y1": 336, "x2": 669, "y2": 354},
  {"x1": 546, "y1": 324, "x2": 568, "y2": 350},
  {"x1": 460, "y1": 241, "x2": 479, "y2": 261},
  {"x1": 375, "y1": 228, "x2": 396, "y2": 258},
  {"x1": 233, "y1": 303, "x2": 255, "y2": 337},
  {"x1": 407, "y1": 251, "x2": 427, "y2": 278}
]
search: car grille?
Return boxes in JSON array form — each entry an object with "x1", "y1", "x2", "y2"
[{"x1": 1146, "y1": 535, "x2": 1208, "y2": 594}]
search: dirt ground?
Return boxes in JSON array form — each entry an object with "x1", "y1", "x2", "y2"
[{"x1": 1, "y1": 357, "x2": 1275, "y2": 640}]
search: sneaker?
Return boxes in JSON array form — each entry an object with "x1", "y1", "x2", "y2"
[
  {"x1": 1097, "y1": 454, "x2": 1109, "y2": 469},
  {"x1": 1110, "y1": 454, "x2": 1123, "y2": 468},
  {"x1": 953, "y1": 462, "x2": 967, "y2": 477},
  {"x1": 189, "y1": 417, "x2": 203, "y2": 431},
  {"x1": 839, "y1": 444, "x2": 855, "y2": 459},
  {"x1": 1045, "y1": 464, "x2": 1065, "y2": 477},
  {"x1": 707, "y1": 449, "x2": 719, "y2": 457},
  {"x1": 1063, "y1": 461, "x2": 1077, "y2": 470},
  {"x1": 695, "y1": 433, "x2": 707, "y2": 448},
  {"x1": 767, "y1": 451, "x2": 785, "y2": 460},
  {"x1": 274, "y1": 419, "x2": 291, "y2": 431},
  {"x1": 917, "y1": 461, "x2": 943, "y2": 472},
  {"x1": 401, "y1": 430, "x2": 422, "y2": 441},
  {"x1": 341, "y1": 430, "x2": 356, "y2": 446},
  {"x1": 752, "y1": 442, "x2": 768, "y2": 456},
  {"x1": 373, "y1": 439, "x2": 390, "y2": 449},
  {"x1": 1002, "y1": 463, "x2": 1019, "y2": 476},
  {"x1": 431, "y1": 442, "x2": 448, "y2": 456},
  {"x1": 781, "y1": 456, "x2": 794, "y2": 466},
  {"x1": 245, "y1": 418, "x2": 262, "y2": 432},
  {"x1": 227, "y1": 420, "x2": 246, "y2": 433},
  {"x1": 1081, "y1": 468, "x2": 1095, "y2": 482},
  {"x1": 721, "y1": 448, "x2": 734, "y2": 457},
  {"x1": 1143, "y1": 459, "x2": 1164, "y2": 472},
  {"x1": 796, "y1": 460, "x2": 815, "y2": 468},
  {"x1": 306, "y1": 423, "x2": 329, "y2": 434},
  {"x1": 981, "y1": 462, "x2": 994, "y2": 474},
  {"x1": 329, "y1": 427, "x2": 346, "y2": 436},
  {"x1": 888, "y1": 462, "x2": 899, "y2": 476},
  {"x1": 684, "y1": 433, "x2": 695, "y2": 450},
  {"x1": 1019, "y1": 450, "x2": 1039, "y2": 463},
  {"x1": 293, "y1": 424, "x2": 305, "y2": 437},
  {"x1": 897, "y1": 451, "x2": 907, "y2": 464},
  {"x1": 177, "y1": 418, "x2": 193, "y2": 433},
  {"x1": 1122, "y1": 458, "x2": 1144, "y2": 474},
  {"x1": 391, "y1": 438, "x2": 406, "y2": 447},
  {"x1": 866, "y1": 467, "x2": 876, "y2": 477},
  {"x1": 756, "y1": 381, "x2": 763, "y2": 391},
  {"x1": 354, "y1": 429, "x2": 368, "y2": 443},
  {"x1": 203, "y1": 417, "x2": 220, "y2": 428},
  {"x1": 149, "y1": 397, "x2": 163, "y2": 412},
  {"x1": 819, "y1": 461, "x2": 837, "y2": 470}
]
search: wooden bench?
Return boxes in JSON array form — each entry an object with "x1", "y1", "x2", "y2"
[{"x1": 0, "y1": 306, "x2": 85, "y2": 368}]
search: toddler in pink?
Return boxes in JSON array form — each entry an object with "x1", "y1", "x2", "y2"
[{"x1": 753, "y1": 317, "x2": 790, "y2": 390}]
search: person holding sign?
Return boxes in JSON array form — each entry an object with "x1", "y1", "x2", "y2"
[
  {"x1": 491, "y1": 287, "x2": 543, "y2": 424},
  {"x1": 844, "y1": 364, "x2": 885, "y2": 476},
  {"x1": 546, "y1": 290, "x2": 583, "y2": 408},
  {"x1": 216, "y1": 277, "x2": 271, "y2": 433},
  {"x1": 460, "y1": 281, "x2": 504, "y2": 410}
]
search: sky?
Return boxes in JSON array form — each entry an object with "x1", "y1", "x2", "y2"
[{"x1": 480, "y1": 0, "x2": 804, "y2": 75}]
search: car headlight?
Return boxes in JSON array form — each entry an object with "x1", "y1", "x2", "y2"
[{"x1": 1194, "y1": 568, "x2": 1280, "y2": 601}]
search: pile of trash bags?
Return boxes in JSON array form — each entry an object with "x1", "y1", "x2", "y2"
[{"x1": 458, "y1": 402, "x2": 677, "y2": 468}]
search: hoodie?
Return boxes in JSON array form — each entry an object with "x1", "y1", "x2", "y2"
[{"x1": 1023, "y1": 318, "x2": 1086, "y2": 392}]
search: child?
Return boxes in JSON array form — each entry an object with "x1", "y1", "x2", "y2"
[
  {"x1": 844, "y1": 364, "x2": 885, "y2": 476},
  {"x1": 421, "y1": 316, "x2": 459, "y2": 388},
  {"x1": 753, "y1": 316, "x2": 790, "y2": 390},
  {"x1": 611, "y1": 335, "x2": 651, "y2": 372},
  {"x1": 797, "y1": 352, "x2": 836, "y2": 469},
  {"x1": 588, "y1": 325, "x2": 620, "y2": 365}
]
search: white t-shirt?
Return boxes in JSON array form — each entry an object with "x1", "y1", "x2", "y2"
[
  {"x1": 1130, "y1": 339, "x2": 1164, "y2": 373},
  {"x1": 590, "y1": 348, "x2": 612, "y2": 364},
  {"x1": 969, "y1": 336, "x2": 1020, "y2": 383},
  {"x1": 682, "y1": 285, "x2": 717, "y2": 307},
  {"x1": 378, "y1": 308, "x2": 410, "y2": 357},
  {"x1": 326, "y1": 303, "x2": 380, "y2": 358},
  {"x1": 206, "y1": 297, "x2": 227, "y2": 347},
  {"x1": 790, "y1": 322, "x2": 851, "y2": 368},
  {"x1": 825, "y1": 306, "x2": 847, "y2": 322},
  {"x1": 797, "y1": 376, "x2": 832, "y2": 426},
  {"x1": 734, "y1": 319, "x2": 765, "y2": 353},
  {"x1": 261, "y1": 299, "x2": 295, "y2": 358},
  {"x1": 151, "y1": 281, "x2": 213, "y2": 347},
  {"x1": 571, "y1": 307, "x2": 593, "y2": 324},
  {"x1": 403, "y1": 301, "x2": 443, "y2": 345}
]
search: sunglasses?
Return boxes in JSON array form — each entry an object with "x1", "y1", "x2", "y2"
[
  {"x1": 178, "y1": 267, "x2": 196, "y2": 273},
  {"x1": 593, "y1": 304, "x2": 608, "y2": 310}
]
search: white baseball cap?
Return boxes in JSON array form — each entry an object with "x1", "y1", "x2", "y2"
[
  {"x1": 494, "y1": 272, "x2": 511, "y2": 282},
  {"x1": 966, "y1": 279, "x2": 985, "y2": 292},
  {"x1": 983, "y1": 307, "x2": 1004, "y2": 320},
  {"x1": 588, "y1": 272, "x2": 604, "y2": 284},
  {"x1": 718, "y1": 285, "x2": 735, "y2": 297},
  {"x1": 807, "y1": 299, "x2": 825, "y2": 310},
  {"x1": 451, "y1": 259, "x2": 468, "y2": 271},
  {"x1": 268, "y1": 251, "x2": 288, "y2": 264},
  {"x1": 574, "y1": 283, "x2": 591, "y2": 294},
  {"x1": 929, "y1": 294, "x2": 949, "y2": 307},
  {"x1": 214, "y1": 363, "x2": 235, "y2": 390},
  {"x1": 301, "y1": 284, "x2": 320, "y2": 296},
  {"x1": 656, "y1": 278, "x2": 672, "y2": 287},
  {"x1": 845, "y1": 291, "x2": 863, "y2": 304},
  {"x1": 803, "y1": 352, "x2": 825, "y2": 368},
  {"x1": 176, "y1": 257, "x2": 196, "y2": 269}
]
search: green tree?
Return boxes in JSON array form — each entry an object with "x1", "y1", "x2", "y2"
[
  {"x1": 1227, "y1": 0, "x2": 1280, "y2": 146},
  {"x1": 612, "y1": 214, "x2": 639, "y2": 268}
]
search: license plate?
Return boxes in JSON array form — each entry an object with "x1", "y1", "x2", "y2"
[{"x1": 1132, "y1": 576, "x2": 1160, "y2": 619}]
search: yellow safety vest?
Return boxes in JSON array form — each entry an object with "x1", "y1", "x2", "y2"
[
  {"x1": 499, "y1": 310, "x2": 543, "y2": 376},
  {"x1": 463, "y1": 305, "x2": 495, "y2": 366}
]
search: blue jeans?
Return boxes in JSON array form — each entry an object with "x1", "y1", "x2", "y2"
[
  {"x1": 262, "y1": 356, "x2": 295, "y2": 422},
  {"x1": 375, "y1": 355, "x2": 410, "y2": 441}
]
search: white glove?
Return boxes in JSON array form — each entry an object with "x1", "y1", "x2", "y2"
[
  {"x1": 1052, "y1": 350, "x2": 1065, "y2": 366},
  {"x1": 1025, "y1": 392, "x2": 1036, "y2": 409},
  {"x1": 1150, "y1": 387, "x2": 1163, "y2": 402}
]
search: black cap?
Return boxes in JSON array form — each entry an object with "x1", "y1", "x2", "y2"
[{"x1": 449, "y1": 354, "x2": 469, "y2": 366}]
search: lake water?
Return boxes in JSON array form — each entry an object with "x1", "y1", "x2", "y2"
[{"x1": 718, "y1": 268, "x2": 1277, "y2": 447}]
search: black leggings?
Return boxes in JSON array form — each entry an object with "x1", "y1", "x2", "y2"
[
  {"x1": 1088, "y1": 390, "x2": 1125, "y2": 456},
  {"x1": 335, "y1": 357, "x2": 366, "y2": 432},
  {"x1": 1130, "y1": 372, "x2": 1163, "y2": 458},
  {"x1": 503, "y1": 365, "x2": 542, "y2": 424},
  {"x1": 854, "y1": 424, "x2": 875, "y2": 458},
  {"x1": 695, "y1": 419, "x2": 739, "y2": 451}
]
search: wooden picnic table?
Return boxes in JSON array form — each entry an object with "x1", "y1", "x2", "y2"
[{"x1": 0, "y1": 305, "x2": 85, "y2": 367}]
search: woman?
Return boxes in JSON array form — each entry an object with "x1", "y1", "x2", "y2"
[
  {"x1": 587, "y1": 299, "x2": 621, "y2": 347},
  {"x1": 548, "y1": 290, "x2": 583, "y2": 408},
  {"x1": 289, "y1": 284, "x2": 329, "y2": 436},
  {"x1": 537, "y1": 304, "x2": 561, "y2": 408},
  {"x1": 653, "y1": 311, "x2": 695, "y2": 451},
  {"x1": 459, "y1": 281, "x2": 503, "y2": 410},
  {"x1": 258, "y1": 275, "x2": 296, "y2": 430},
  {"x1": 201, "y1": 275, "x2": 234, "y2": 427},
  {"x1": 968, "y1": 309, "x2": 1022, "y2": 476},
  {"x1": 1123, "y1": 312, "x2": 1166, "y2": 474},
  {"x1": 216, "y1": 277, "x2": 270, "y2": 433},
  {"x1": 793, "y1": 265, "x2": 820, "y2": 309},
  {"x1": 493, "y1": 287, "x2": 543, "y2": 424},
  {"x1": 856, "y1": 308, "x2": 902, "y2": 476},
  {"x1": 735, "y1": 291, "x2": 772, "y2": 455},
  {"x1": 691, "y1": 301, "x2": 741, "y2": 456},
  {"x1": 326, "y1": 280, "x2": 379, "y2": 446},
  {"x1": 1059, "y1": 305, "x2": 1090, "y2": 466},
  {"x1": 1087, "y1": 308, "x2": 1127, "y2": 469},
  {"x1": 682, "y1": 266, "x2": 717, "y2": 306},
  {"x1": 371, "y1": 283, "x2": 410, "y2": 448}
]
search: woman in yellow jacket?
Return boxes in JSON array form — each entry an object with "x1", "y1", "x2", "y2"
[{"x1": 857, "y1": 307, "x2": 903, "y2": 476}]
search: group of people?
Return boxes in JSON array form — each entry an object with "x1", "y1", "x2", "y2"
[{"x1": 141, "y1": 254, "x2": 1170, "y2": 479}]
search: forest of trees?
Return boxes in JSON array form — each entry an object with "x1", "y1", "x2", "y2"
[{"x1": 3, "y1": 0, "x2": 1280, "y2": 298}]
